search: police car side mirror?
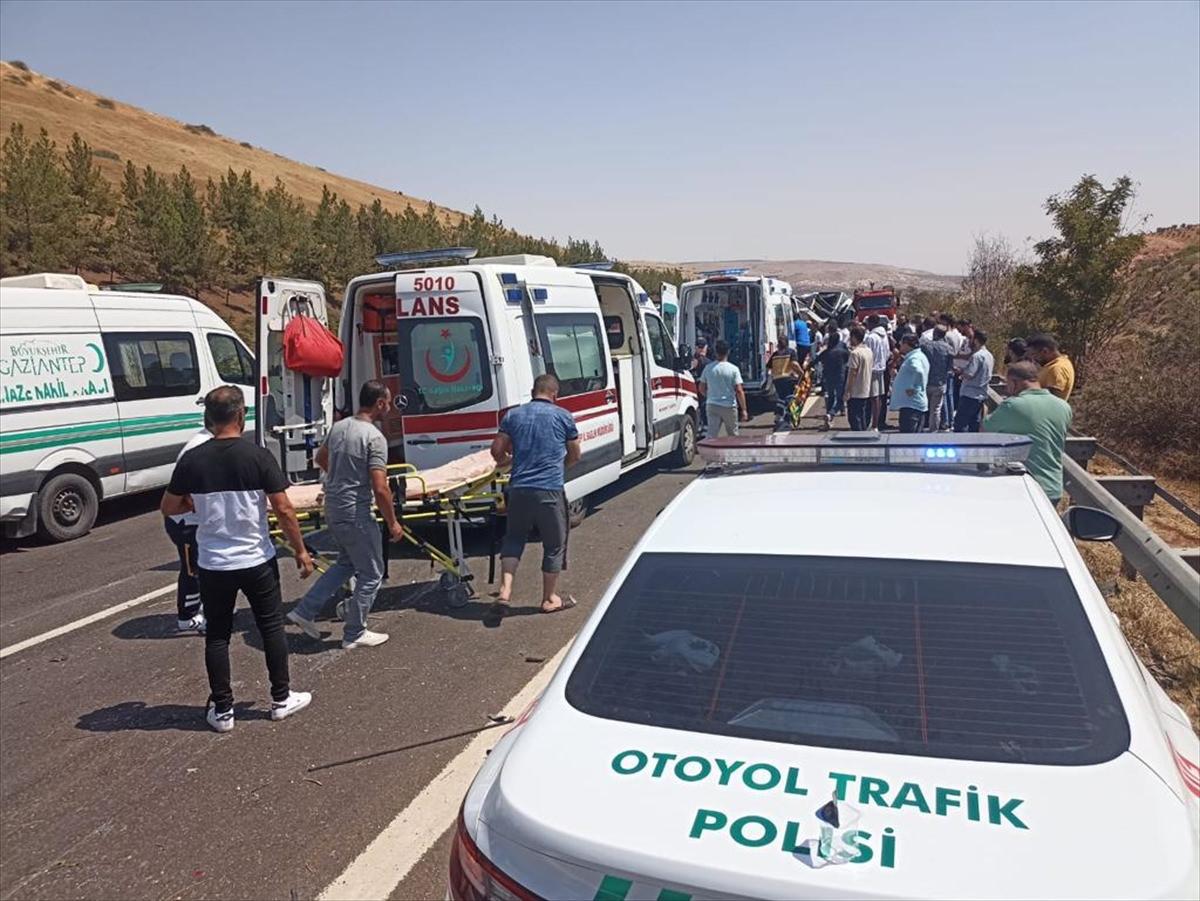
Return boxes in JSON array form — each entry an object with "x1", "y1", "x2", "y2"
[{"x1": 1062, "y1": 506, "x2": 1122, "y2": 542}]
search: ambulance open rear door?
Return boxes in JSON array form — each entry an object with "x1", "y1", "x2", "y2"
[
  {"x1": 254, "y1": 277, "x2": 334, "y2": 483},
  {"x1": 660, "y1": 283, "x2": 679, "y2": 348}
]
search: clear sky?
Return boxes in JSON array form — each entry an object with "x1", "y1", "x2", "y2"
[{"x1": 1, "y1": 0, "x2": 1197, "y2": 273}]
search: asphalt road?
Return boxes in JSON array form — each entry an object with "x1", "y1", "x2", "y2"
[{"x1": 0, "y1": 405, "x2": 822, "y2": 901}]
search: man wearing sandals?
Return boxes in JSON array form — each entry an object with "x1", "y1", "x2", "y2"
[{"x1": 490, "y1": 374, "x2": 582, "y2": 616}]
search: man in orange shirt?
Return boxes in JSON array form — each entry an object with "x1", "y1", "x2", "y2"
[{"x1": 1026, "y1": 334, "x2": 1075, "y2": 401}]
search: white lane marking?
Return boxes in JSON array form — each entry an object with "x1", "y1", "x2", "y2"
[
  {"x1": 0, "y1": 583, "x2": 173, "y2": 660},
  {"x1": 319, "y1": 642, "x2": 571, "y2": 901}
]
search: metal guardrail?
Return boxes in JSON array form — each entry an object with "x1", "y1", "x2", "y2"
[{"x1": 986, "y1": 387, "x2": 1200, "y2": 639}]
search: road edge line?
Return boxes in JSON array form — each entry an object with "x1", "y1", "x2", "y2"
[
  {"x1": 318, "y1": 642, "x2": 572, "y2": 901},
  {"x1": 0, "y1": 583, "x2": 174, "y2": 660}
]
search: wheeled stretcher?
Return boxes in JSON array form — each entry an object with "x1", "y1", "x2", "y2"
[{"x1": 268, "y1": 450, "x2": 508, "y2": 608}]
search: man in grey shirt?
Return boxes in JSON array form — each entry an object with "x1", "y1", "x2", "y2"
[{"x1": 288, "y1": 380, "x2": 403, "y2": 648}]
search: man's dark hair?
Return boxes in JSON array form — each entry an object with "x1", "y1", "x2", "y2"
[
  {"x1": 714, "y1": 339, "x2": 730, "y2": 359},
  {"x1": 849, "y1": 325, "x2": 866, "y2": 343},
  {"x1": 827, "y1": 332, "x2": 841, "y2": 348},
  {"x1": 938, "y1": 312, "x2": 955, "y2": 325},
  {"x1": 973, "y1": 328, "x2": 989, "y2": 346},
  {"x1": 205, "y1": 385, "x2": 245, "y2": 427},
  {"x1": 922, "y1": 317, "x2": 936, "y2": 332},
  {"x1": 1006, "y1": 337, "x2": 1028, "y2": 358},
  {"x1": 777, "y1": 334, "x2": 790, "y2": 349},
  {"x1": 532, "y1": 373, "x2": 560, "y2": 396},
  {"x1": 1007, "y1": 360, "x2": 1040, "y2": 384},
  {"x1": 1026, "y1": 333, "x2": 1058, "y2": 353},
  {"x1": 933, "y1": 326, "x2": 947, "y2": 340},
  {"x1": 866, "y1": 314, "x2": 880, "y2": 329},
  {"x1": 359, "y1": 379, "x2": 389, "y2": 409},
  {"x1": 958, "y1": 318, "x2": 972, "y2": 328},
  {"x1": 899, "y1": 332, "x2": 918, "y2": 349}
]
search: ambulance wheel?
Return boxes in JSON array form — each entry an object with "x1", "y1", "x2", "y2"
[
  {"x1": 37, "y1": 471, "x2": 98, "y2": 542},
  {"x1": 674, "y1": 414, "x2": 697, "y2": 467},
  {"x1": 567, "y1": 497, "x2": 589, "y2": 529}
]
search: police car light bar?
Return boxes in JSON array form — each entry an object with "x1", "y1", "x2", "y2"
[
  {"x1": 699, "y1": 268, "x2": 750, "y2": 277},
  {"x1": 570, "y1": 260, "x2": 616, "y2": 271},
  {"x1": 375, "y1": 247, "x2": 478, "y2": 269},
  {"x1": 697, "y1": 431, "x2": 1032, "y2": 468}
]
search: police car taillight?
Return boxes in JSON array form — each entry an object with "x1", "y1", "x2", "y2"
[
  {"x1": 697, "y1": 431, "x2": 1032, "y2": 467},
  {"x1": 449, "y1": 808, "x2": 540, "y2": 901}
]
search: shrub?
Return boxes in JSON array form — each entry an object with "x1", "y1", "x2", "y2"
[
  {"x1": 92, "y1": 148, "x2": 120, "y2": 161},
  {"x1": 9, "y1": 60, "x2": 29, "y2": 71},
  {"x1": 46, "y1": 79, "x2": 74, "y2": 96},
  {"x1": 239, "y1": 141, "x2": 252, "y2": 149},
  {"x1": 95, "y1": 97, "x2": 116, "y2": 110},
  {"x1": 184, "y1": 123, "x2": 216, "y2": 137}
]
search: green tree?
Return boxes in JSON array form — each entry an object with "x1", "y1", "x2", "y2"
[
  {"x1": 62, "y1": 132, "x2": 114, "y2": 272},
  {"x1": 209, "y1": 168, "x2": 261, "y2": 286},
  {"x1": 1023, "y1": 174, "x2": 1145, "y2": 379},
  {"x1": 0, "y1": 124, "x2": 75, "y2": 274}
]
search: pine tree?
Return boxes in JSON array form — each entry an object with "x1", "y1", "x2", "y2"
[{"x1": 0, "y1": 124, "x2": 75, "y2": 274}]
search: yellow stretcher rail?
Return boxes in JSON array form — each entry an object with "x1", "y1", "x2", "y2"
[{"x1": 268, "y1": 461, "x2": 509, "y2": 607}]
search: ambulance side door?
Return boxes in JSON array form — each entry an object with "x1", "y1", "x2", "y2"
[
  {"x1": 254, "y1": 277, "x2": 334, "y2": 483},
  {"x1": 393, "y1": 271, "x2": 500, "y2": 470},
  {"x1": 642, "y1": 309, "x2": 686, "y2": 459}
]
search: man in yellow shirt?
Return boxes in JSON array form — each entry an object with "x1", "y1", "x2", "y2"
[{"x1": 1026, "y1": 333, "x2": 1075, "y2": 401}]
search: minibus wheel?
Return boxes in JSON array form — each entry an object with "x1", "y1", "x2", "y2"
[
  {"x1": 567, "y1": 497, "x2": 589, "y2": 529},
  {"x1": 37, "y1": 471, "x2": 98, "y2": 542},
  {"x1": 673, "y1": 414, "x2": 697, "y2": 467}
]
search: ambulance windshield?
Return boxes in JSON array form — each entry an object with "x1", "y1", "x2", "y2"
[{"x1": 565, "y1": 553, "x2": 1129, "y2": 766}]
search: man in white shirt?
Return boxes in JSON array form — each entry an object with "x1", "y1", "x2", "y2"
[
  {"x1": 939, "y1": 313, "x2": 966, "y2": 425},
  {"x1": 863, "y1": 315, "x2": 891, "y2": 429}
]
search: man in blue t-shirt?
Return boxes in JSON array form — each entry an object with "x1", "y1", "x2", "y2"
[
  {"x1": 490, "y1": 374, "x2": 581, "y2": 616},
  {"x1": 792, "y1": 315, "x2": 813, "y2": 365}
]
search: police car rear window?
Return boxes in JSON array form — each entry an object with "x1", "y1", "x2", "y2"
[{"x1": 566, "y1": 554, "x2": 1129, "y2": 766}]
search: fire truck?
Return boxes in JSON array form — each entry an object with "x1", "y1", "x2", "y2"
[{"x1": 852, "y1": 284, "x2": 899, "y2": 328}]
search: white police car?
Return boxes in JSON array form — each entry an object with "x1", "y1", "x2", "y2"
[{"x1": 451, "y1": 433, "x2": 1200, "y2": 901}]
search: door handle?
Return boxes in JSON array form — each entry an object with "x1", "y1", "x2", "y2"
[
  {"x1": 406, "y1": 438, "x2": 437, "y2": 446},
  {"x1": 605, "y1": 390, "x2": 616, "y2": 405}
]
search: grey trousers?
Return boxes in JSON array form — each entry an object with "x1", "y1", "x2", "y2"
[
  {"x1": 706, "y1": 404, "x2": 739, "y2": 437},
  {"x1": 502, "y1": 488, "x2": 569, "y2": 573}
]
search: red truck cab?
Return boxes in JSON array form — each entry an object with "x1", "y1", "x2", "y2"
[{"x1": 852, "y1": 285, "x2": 898, "y2": 327}]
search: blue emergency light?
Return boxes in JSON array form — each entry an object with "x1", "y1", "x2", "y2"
[
  {"x1": 375, "y1": 247, "x2": 478, "y2": 269},
  {"x1": 571, "y1": 260, "x2": 616, "y2": 271},
  {"x1": 697, "y1": 432, "x2": 1031, "y2": 468},
  {"x1": 699, "y1": 268, "x2": 750, "y2": 277}
]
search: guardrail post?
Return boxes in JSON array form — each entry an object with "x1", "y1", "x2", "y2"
[
  {"x1": 1178, "y1": 548, "x2": 1200, "y2": 575},
  {"x1": 1095, "y1": 475, "x2": 1158, "y2": 579},
  {"x1": 1064, "y1": 436, "x2": 1098, "y2": 470}
]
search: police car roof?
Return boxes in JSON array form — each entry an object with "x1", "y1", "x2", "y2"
[{"x1": 646, "y1": 467, "x2": 1061, "y2": 568}]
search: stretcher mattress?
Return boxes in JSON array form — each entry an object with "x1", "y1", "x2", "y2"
[{"x1": 282, "y1": 450, "x2": 499, "y2": 511}]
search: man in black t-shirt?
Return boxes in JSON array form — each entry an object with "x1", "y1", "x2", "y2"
[{"x1": 162, "y1": 386, "x2": 315, "y2": 733}]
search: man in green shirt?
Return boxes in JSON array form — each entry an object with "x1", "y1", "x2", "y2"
[{"x1": 982, "y1": 361, "x2": 1073, "y2": 503}]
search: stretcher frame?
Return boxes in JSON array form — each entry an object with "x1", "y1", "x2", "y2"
[{"x1": 268, "y1": 462, "x2": 508, "y2": 608}]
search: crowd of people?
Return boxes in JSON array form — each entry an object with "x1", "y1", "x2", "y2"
[{"x1": 687, "y1": 305, "x2": 1078, "y2": 506}]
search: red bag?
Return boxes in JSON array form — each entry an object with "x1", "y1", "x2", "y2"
[{"x1": 283, "y1": 315, "x2": 344, "y2": 378}]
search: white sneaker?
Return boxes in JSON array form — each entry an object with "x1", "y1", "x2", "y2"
[
  {"x1": 206, "y1": 702, "x2": 234, "y2": 733},
  {"x1": 270, "y1": 690, "x2": 312, "y2": 722},
  {"x1": 286, "y1": 610, "x2": 321, "y2": 639},
  {"x1": 342, "y1": 629, "x2": 389, "y2": 649},
  {"x1": 178, "y1": 613, "x2": 206, "y2": 634}
]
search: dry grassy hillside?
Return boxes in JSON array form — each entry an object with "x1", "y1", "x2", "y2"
[{"x1": 0, "y1": 61, "x2": 463, "y2": 222}]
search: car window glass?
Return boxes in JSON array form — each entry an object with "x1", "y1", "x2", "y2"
[
  {"x1": 645, "y1": 314, "x2": 673, "y2": 368},
  {"x1": 566, "y1": 553, "x2": 1130, "y2": 766},
  {"x1": 396, "y1": 317, "x2": 492, "y2": 414},
  {"x1": 103, "y1": 333, "x2": 200, "y2": 401},
  {"x1": 536, "y1": 313, "x2": 606, "y2": 398},
  {"x1": 207, "y1": 333, "x2": 253, "y2": 387}
]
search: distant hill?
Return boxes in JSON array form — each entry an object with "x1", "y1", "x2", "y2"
[{"x1": 0, "y1": 60, "x2": 462, "y2": 222}]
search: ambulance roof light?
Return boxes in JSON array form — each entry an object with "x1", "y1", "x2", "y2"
[
  {"x1": 375, "y1": 247, "x2": 478, "y2": 269},
  {"x1": 699, "y1": 268, "x2": 750, "y2": 277},
  {"x1": 571, "y1": 260, "x2": 616, "y2": 271},
  {"x1": 697, "y1": 432, "x2": 1031, "y2": 469}
]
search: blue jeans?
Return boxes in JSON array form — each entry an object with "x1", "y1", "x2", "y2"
[
  {"x1": 292, "y1": 518, "x2": 384, "y2": 642},
  {"x1": 954, "y1": 395, "x2": 984, "y2": 433},
  {"x1": 822, "y1": 380, "x2": 844, "y2": 416}
]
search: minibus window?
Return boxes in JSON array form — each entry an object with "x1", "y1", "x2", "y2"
[
  {"x1": 207, "y1": 334, "x2": 254, "y2": 387},
  {"x1": 104, "y1": 333, "x2": 200, "y2": 401}
]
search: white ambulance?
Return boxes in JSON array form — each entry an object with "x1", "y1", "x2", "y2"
[
  {"x1": 255, "y1": 249, "x2": 700, "y2": 519},
  {"x1": 676, "y1": 270, "x2": 797, "y2": 399},
  {"x1": 0, "y1": 273, "x2": 254, "y2": 541}
]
